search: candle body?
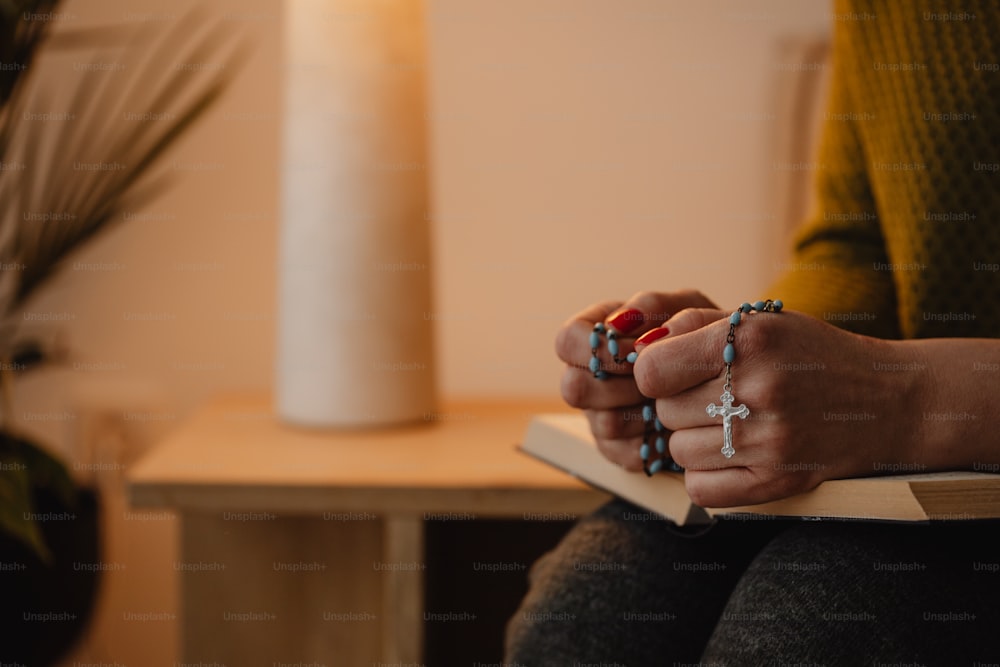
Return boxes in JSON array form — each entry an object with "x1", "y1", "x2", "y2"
[{"x1": 276, "y1": 0, "x2": 436, "y2": 427}]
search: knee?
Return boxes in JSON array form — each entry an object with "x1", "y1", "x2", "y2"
[
  {"x1": 502, "y1": 548, "x2": 575, "y2": 663},
  {"x1": 503, "y1": 500, "x2": 660, "y2": 663},
  {"x1": 503, "y1": 509, "x2": 629, "y2": 662}
]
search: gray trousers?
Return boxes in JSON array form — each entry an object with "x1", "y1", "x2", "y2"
[{"x1": 504, "y1": 498, "x2": 1000, "y2": 666}]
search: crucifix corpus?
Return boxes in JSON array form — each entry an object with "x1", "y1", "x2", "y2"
[{"x1": 706, "y1": 390, "x2": 749, "y2": 459}]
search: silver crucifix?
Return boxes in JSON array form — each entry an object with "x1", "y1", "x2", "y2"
[{"x1": 706, "y1": 390, "x2": 749, "y2": 459}]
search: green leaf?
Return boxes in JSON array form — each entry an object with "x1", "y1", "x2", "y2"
[
  {"x1": 12, "y1": 432, "x2": 76, "y2": 508},
  {"x1": 0, "y1": 448, "x2": 51, "y2": 561},
  {"x1": 0, "y1": 430, "x2": 77, "y2": 562}
]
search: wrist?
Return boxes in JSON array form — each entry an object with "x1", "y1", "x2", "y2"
[
  {"x1": 878, "y1": 337, "x2": 931, "y2": 471},
  {"x1": 839, "y1": 335, "x2": 927, "y2": 477},
  {"x1": 895, "y1": 338, "x2": 1000, "y2": 472}
]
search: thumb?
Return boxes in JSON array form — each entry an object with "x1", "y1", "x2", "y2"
[
  {"x1": 633, "y1": 307, "x2": 728, "y2": 353},
  {"x1": 604, "y1": 289, "x2": 718, "y2": 338},
  {"x1": 632, "y1": 307, "x2": 729, "y2": 398}
]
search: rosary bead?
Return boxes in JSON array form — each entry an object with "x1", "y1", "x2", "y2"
[
  {"x1": 642, "y1": 404, "x2": 654, "y2": 422},
  {"x1": 608, "y1": 338, "x2": 619, "y2": 356},
  {"x1": 753, "y1": 300, "x2": 765, "y2": 311},
  {"x1": 649, "y1": 459, "x2": 664, "y2": 474},
  {"x1": 595, "y1": 370, "x2": 608, "y2": 380},
  {"x1": 723, "y1": 342, "x2": 735, "y2": 364},
  {"x1": 594, "y1": 322, "x2": 606, "y2": 333},
  {"x1": 589, "y1": 330, "x2": 601, "y2": 349},
  {"x1": 626, "y1": 351, "x2": 638, "y2": 363},
  {"x1": 589, "y1": 356, "x2": 600, "y2": 373},
  {"x1": 740, "y1": 302, "x2": 753, "y2": 314},
  {"x1": 773, "y1": 299, "x2": 783, "y2": 312},
  {"x1": 655, "y1": 435, "x2": 666, "y2": 454},
  {"x1": 654, "y1": 417, "x2": 663, "y2": 431},
  {"x1": 730, "y1": 311, "x2": 741, "y2": 325},
  {"x1": 640, "y1": 443, "x2": 650, "y2": 460}
]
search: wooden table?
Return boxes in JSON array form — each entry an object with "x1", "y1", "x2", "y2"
[{"x1": 127, "y1": 394, "x2": 609, "y2": 665}]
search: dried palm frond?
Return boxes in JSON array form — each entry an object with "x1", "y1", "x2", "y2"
[
  {"x1": 0, "y1": 9, "x2": 242, "y2": 320},
  {"x1": 0, "y1": 0, "x2": 61, "y2": 107},
  {"x1": 0, "y1": 0, "x2": 241, "y2": 560}
]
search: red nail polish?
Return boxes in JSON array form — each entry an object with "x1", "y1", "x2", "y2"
[
  {"x1": 635, "y1": 326, "x2": 670, "y2": 347},
  {"x1": 607, "y1": 308, "x2": 644, "y2": 334}
]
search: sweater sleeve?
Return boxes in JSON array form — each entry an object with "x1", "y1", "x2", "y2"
[{"x1": 764, "y1": 20, "x2": 900, "y2": 339}]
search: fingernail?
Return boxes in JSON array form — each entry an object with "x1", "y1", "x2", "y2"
[
  {"x1": 607, "y1": 308, "x2": 644, "y2": 334},
  {"x1": 635, "y1": 326, "x2": 670, "y2": 348}
]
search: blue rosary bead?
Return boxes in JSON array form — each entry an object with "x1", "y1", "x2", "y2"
[
  {"x1": 590, "y1": 321, "x2": 630, "y2": 376},
  {"x1": 773, "y1": 299, "x2": 783, "y2": 312},
  {"x1": 753, "y1": 300, "x2": 766, "y2": 311},
  {"x1": 740, "y1": 302, "x2": 753, "y2": 314},
  {"x1": 723, "y1": 343, "x2": 735, "y2": 363},
  {"x1": 639, "y1": 400, "x2": 680, "y2": 476},
  {"x1": 729, "y1": 311, "x2": 741, "y2": 325},
  {"x1": 626, "y1": 351, "x2": 638, "y2": 363}
]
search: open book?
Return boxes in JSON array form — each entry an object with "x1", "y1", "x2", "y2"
[{"x1": 519, "y1": 413, "x2": 1000, "y2": 525}]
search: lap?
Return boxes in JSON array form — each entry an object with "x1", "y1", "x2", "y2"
[
  {"x1": 503, "y1": 498, "x2": 788, "y2": 664},
  {"x1": 705, "y1": 519, "x2": 1000, "y2": 665},
  {"x1": 506, "y1": 500, "x2": 1000, "y2": 666}
]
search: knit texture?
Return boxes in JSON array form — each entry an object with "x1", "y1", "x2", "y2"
[{"x1": 769, "y1": 0, "x2": 1000, "y2": 339}]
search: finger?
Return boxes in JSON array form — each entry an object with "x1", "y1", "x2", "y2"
[
  {"x1": 584, "y1": 405, "x2": 648, "y2": 442},
  {"x1": 656, "y1": 383, "x2": 728, "y2": 431},
  {"x1": 683, "y1": 468, "x2": 762, "y2": 508},
  {"x1": 633, "y1": 308, "x2": 730, "y2": 398},
  {"x1": 592, "y1": 432, "x2": 646, "y2": 473},
  {"x1": 647, "y1": 306, "x2": 728, "y2": 340},
  {"x1": 556, "y1": 292, "x2": 720, "y2": 375},
  {"x1": 585, "y1": 407, "x2": 647, "y2": 472},
  {"x1": 668, "y1": 425, "x2": 755, "y2": 472},
  {"x1": 683, "y1": 465, "x2": 811, "y2": 509},
  {"x1": 561, "y1": 366, "x2": 645, "y2": 410},
  {"x1": 555, "y1": 300, "x2": 625, "y2": 369},
  {"x1": 605, "y1": 289, "x2": 718, "y2": 338},
  {"x1": 555, "y1": 299, "x2": 622, "y2": 360},
  {"x1": 667, "y1": 426, "x2": 766, "y2": 507},
  {"x1": 632, "y1": 307, "x2": 729, "y2": 355},
  {"x1": 670, "y1": 427, "x2": 810, "y2": 508}
]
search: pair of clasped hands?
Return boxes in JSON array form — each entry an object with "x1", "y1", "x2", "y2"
[{"x1": 556, "y1": 290, "x2": 915, "y2": 508}]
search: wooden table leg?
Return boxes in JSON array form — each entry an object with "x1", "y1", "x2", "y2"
[{"x1": 381, "y1": 514, "x2": 425, "y2": 662}]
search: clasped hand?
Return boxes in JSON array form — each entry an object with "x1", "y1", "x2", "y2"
[{"x1": 556, "y1": 290, "x2": 919, "y2": 507}]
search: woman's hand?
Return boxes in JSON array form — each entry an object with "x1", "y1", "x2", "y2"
[
  {"x1": 555, "y1": 290, "x2": 719, "y2": 472},
  {"x1": 632, "y1": 306, "x2": 922, "y2": 508}
]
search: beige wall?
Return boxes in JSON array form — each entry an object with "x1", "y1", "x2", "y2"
[
  {"x1": 21, "y1": 0, "x2": 831, "y2": 413},
  {"x1": 13, "y1": 0, "x2": 831, "y2": 663},
  {"x1": 426, "y1": 1, "x2": 831, "y2": 397}
]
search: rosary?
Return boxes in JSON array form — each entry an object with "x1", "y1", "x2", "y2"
[{"x1": 591, "y1": 299, "x2": 782, "y2": 475}]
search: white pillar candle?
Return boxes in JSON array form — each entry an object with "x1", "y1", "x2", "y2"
[{"x1": 276, "y1": 0, "x2": 436, "y2": 427}]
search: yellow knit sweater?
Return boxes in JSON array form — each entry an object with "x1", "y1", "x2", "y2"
[{"x1": 769, "y1": 0, "x2": 1000, "y2": 339}]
